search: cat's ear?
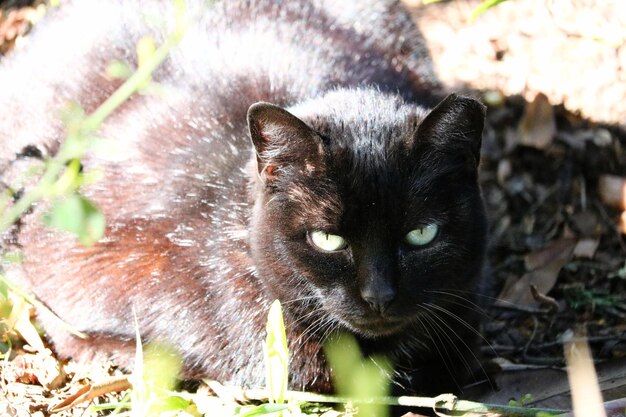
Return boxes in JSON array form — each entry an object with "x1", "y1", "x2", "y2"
[
  {"x1": 247, "y1": 102, "x2": 324, "y2": 181},
  {"x1": 416, "y1": 94, "x2": 485, "y2": 167}
]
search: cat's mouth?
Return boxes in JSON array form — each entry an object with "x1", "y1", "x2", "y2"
[{"x1": 347, "y1": 316, "x2": 409, "y2": 337}]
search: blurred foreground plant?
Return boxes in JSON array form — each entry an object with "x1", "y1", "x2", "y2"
[
  {"x1": 0, "y1": 0, "x2": 189, "y2": 358},
  {"x1": 0, "y1": 0, "x2": 188, "y2": 244}
]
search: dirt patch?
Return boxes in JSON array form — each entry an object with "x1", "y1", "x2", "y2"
[{"x1": 405, "y1": 0, "x2": 626, "y2": 126}]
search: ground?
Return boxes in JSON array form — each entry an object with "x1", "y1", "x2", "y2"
[
  {"x1": 408, "y1": 0, "x2": 626, "y2": 126},
  {"x1": 1, "y1": 0, "x2": 625, "y2": 416}
]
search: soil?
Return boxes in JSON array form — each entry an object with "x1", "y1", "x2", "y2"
[
  {"x1": 406, "y1": 0, "x2": 626, "y2": 126},
  {"x1": 1, "y1": 0, "x2": 626, "y2": 415}
]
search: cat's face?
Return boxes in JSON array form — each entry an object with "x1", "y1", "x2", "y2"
[{"x1": 247, "y1": 90, "x2": 487, "y2": 339}]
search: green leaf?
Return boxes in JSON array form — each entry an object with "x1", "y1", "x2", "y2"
[
  {"x1": 608, "y1": 261, "x2": 626, "y2": 280},
  {"x1": 264, "y1": 300, "x2": 288, "y2": 404},
  {"x1": 137, "y1": 36, "x2": 157, "y2": 68},
  {"x1": 324, "y1": 333, "x2": 392, "y2": 417},
  {"x1": 136, "y1": 36, "x2": 157, "y2": 90},
  {"x1": 49, "y1": 159, "x2": 83, "y2": 196},
  {"x1": 234, "y1": 403, "x2": 291, "y2": 417},
  {"x1": 106, "y1": 60, "x2": 134, "y2": 80},
  {"x1": 470, "y1": 0, "x2": 509, "y2": 21},
  {"x1": 172, "y1": 0, "x2": 190, "y2": 41},
  {"x1": 1, "y1": 251, "x2": 24, "y2": 265},
  {"x1": 60, "y1": 102, "x2": 86, "y2": 132},
  {"x1": 0, "y1": 275, "x2": 8, "y2": 300},
  {"x1": 155, "y1": 393, "x2": 190, "y2": 412},
  {"x1": 43, "y1": 194, "x2": 105, "y2": 246},
  {"x1": 142, "y1": 343, "x2": 183, "y2": 396}
]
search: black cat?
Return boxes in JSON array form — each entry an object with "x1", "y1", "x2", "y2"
[{"x1": 0, "y1": 0, "x2": 487, "y2": 395}]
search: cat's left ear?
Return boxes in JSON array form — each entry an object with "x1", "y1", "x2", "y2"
[
  {"x1": 416, "y1": 93, "x2": 486, "y2": 168},
  {"x1": 247, "y1": 102, "x2": 325, "y2": 182}
]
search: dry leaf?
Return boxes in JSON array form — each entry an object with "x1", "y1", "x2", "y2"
[
  {"x1": 569, "y1": 210, "x2": 602, "y2": 237},
  {"x1": 516, "y1": 93, "x2": 556, "y2": 150},
  {"x1": 598, "y1": 175, "x2": 626, "y2": 210},
  {"x1": 524, "y1": 238, "x2": 577, "y2": 270},
  {"x1": 573, "y1": 238, "x2": 600, "y2": 259},
  {"x1": 0, "y1": 7, "x2": 31, "y2": 52},
  {"x1": 51, "y1": 375, "x2": 131, "y2": 413},
  {"x1": 496, "y1": 159, "x2": 512, "y2": 185},
  {"x1": 9, "y1": 294, "x2": 45, "y2": 352},
  {"x1": 497, "y1": 265, "x2": 563, "y2": 307},
  {"x1": 497, "y1": 238, "x2": 576, "y2": 307},
  {"x1": 8, "y1": 350, "x2": 66, "y2": 390}
]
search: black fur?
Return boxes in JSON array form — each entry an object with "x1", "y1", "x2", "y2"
[{"x1": 0, "y1": 0, "x2": 487, "y2": 394}]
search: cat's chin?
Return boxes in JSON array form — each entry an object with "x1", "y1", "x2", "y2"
[{"x1": 346, "y1": 317, "x2": 409, "y2": 338}]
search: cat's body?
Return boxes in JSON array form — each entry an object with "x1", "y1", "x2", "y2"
[{"x1": 0, "y1": 0, "x2": 488, "y2": 394}]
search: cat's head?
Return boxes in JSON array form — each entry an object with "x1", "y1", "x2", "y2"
[{"x1": 247, "y1": 89, "x2": 487, "y2": 339}]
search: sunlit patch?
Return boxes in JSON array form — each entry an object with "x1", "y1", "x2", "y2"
[
  {"x1": 405, "y1": 224, "x2": 438, "y2": 246},
  {"x1": 309, "y1": 231, "x2": 347, "y2": 252}
]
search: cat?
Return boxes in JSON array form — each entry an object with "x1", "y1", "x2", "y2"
[{"x1": 0, "y1": 0, "x2": 488, "y2": 395}]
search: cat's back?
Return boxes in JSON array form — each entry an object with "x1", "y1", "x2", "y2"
[
  {"x1": 0, "y1": 0, "x2": 438, "y2": 160},
  {"x1": 1, "y1": 0, "x2": 439, "y2": 221}
]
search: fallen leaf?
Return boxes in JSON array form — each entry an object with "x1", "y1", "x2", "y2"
[
  {"x1": 497, "y1": 238, "x2": 576, "y2": 306},
  {"x1": 516, "y1": 93, "x2": 556, "y2": 150},
  {"x1": 598, "y1": 175, "x2": 626, "y2": 210},
  {"x1": 524, "y1": 238, "x2": 577, "y2": 270},
  {"x1": 8, "y1": 350, "x2": 66, "y2": 390},
  {"x1": 573, "y1": 238, "x2": 600, "y2": 259},
  {"x1": 620, "y1": 212, "x2": 626, "y2": 235},
  {"x1": 496, "y1": 159, "x2": 512, "y2": 185},
  {"x1": 9, "y1": 294, "x2": 45, "y2": 352},
  {"x1": 497, "y1": 264, "x2": 563, "y2": 307},
  {"x1": 569, "y1": 210, "x2": 603, "y2": 237},
  {"x1": 51, "y1": 375, "x2": 131, "y2": 413}
]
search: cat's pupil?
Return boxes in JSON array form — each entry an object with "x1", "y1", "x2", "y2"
[
  {"x1": 404, "y1": 224, "x2": 438, "y2": 246},
  {"x1": 309, "y1": 231, "x2": 347, "y2": 252}
]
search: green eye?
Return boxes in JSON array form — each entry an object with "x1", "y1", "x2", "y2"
[
  {"x1": 309, "y1": 231, "x2": 347, "y2": 252},
  {"x1": 405, "y1": 224, "x2": 438, "y2": 246}
]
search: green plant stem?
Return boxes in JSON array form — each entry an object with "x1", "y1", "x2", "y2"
[
  {"x1": 0, "y1": 160, "x2": 58, "y2": 232},
  {"x1": 470, "y1": 0, "x2": 509, "y2": 21},
  {"x1": 0, "y1": 15, "x2": 186, "y2": 234},
  {"x1": 83, "y1": 31, "x2": 183, "y2": 133},
  {"x1": 242, "y1": 389, "x2": 566, "y2": 416}
]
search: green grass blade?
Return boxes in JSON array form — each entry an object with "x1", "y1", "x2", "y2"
[
  {"x1": 264, "y1": 300, "x2": 288, "y2": 404},
  {"x1": 470, "y1": 0, "x2": 509, "y2": 21}
]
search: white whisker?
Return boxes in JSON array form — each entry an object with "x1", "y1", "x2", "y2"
[{"x1": 424, "y1": 303, "x2": 493, "y2": 385}]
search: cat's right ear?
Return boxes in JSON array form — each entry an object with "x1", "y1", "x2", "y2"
[
  {"x1": 247, "y1": 102, "x2": 324, "y2": 182},
  {"x1": 416, "y1": 94, "x2": 485, "y2": 169}
]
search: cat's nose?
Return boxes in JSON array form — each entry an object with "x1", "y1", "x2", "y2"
[{"x1": 361, "y1": 286, "x2": 395, "y2": 314}]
